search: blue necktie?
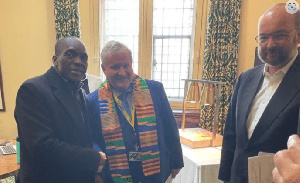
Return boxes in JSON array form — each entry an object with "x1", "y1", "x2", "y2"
[{"x1": 119, "y1": 92, "x2": 131, "y2": 118}]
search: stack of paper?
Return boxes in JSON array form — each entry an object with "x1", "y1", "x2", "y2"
[{"x1": 248, "y1": 152, "x2": 275, "y2": 183}]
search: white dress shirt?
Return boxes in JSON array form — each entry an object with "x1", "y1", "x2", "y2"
[{"x1": 247, "y1": 52, "x2": 298, "y2": 138}]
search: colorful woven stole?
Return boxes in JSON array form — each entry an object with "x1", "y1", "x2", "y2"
[{"x1": 98, "y1": 74, "x2": 161, "y2": 182}]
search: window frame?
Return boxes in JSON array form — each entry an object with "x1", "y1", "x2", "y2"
[{"x1": 94, "y1": 0, "x2": 210, "y2": 109}]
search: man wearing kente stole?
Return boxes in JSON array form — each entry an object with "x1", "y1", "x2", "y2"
[{"x1": 88, "y1": 41, "x2": 184, "y2": 183}]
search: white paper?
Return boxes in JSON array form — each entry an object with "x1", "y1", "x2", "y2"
[
  {"x1": 248, "y1": 152, "x2": 275, "y2": 183},
  {"x1": 165, "y1": 174, "x2": 173, "y2": 183}
]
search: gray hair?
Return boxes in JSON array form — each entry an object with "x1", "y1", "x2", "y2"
[{"x1": 100, "y1": 40, "x2": 132, "y2": 66}]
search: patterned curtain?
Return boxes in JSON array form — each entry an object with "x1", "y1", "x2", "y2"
[
  {"x1": 199, "y1": 0, "x2": 242, "y2": 135},
  {"x1": 54, "y1": 0, "x2": 81, "y2": 40}
]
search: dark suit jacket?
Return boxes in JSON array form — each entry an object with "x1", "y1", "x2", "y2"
[
  {"x1": 218, "y1": 55, "x2": 300, "y2": 183},
  {"x1": 14, "y1": 66, "x2": 101, "y2": 183},
  {"x1": 88, "y1": 80, "x2": 184, "y2": 183}
]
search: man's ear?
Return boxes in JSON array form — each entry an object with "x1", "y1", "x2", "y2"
[
  {"x1": 297, "y1": 28, "x2": 300, "y2": 44},
  {"x1": 52, "y1": 55, "x2": 58, "y2": 66}
]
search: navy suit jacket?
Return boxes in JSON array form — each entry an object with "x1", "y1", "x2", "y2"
[
  {"x1": 88, "y1": 79, "x2": 184, "y2": 183},
  {"x1": 14, "y1": 67, "x2": 100, "y2": 183},
  {"x1": 218, "y1": 55, "x2": 300, "y2": 183}
]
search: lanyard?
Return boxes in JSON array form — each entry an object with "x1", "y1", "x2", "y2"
[{"x1": 113, "y1": 92, "x2": 135, "y2": 128}]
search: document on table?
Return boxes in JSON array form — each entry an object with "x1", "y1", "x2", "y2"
[{"x1": 248, "y1": 152, "x2": 275, "y2": 183}]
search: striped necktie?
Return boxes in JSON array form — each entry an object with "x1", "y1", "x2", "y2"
[{"x1": 119, "y1": 92, "x2": 131, "y2": 118}]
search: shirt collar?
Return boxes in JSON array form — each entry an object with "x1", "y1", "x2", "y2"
[
  {"x1": 112, "y1": 84, "x2": 134, "y2": 97},
  {"x1": 81, "y1": 74, "x2": 88, "y2": 82}
]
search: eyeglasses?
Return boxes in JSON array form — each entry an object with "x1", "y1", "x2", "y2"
[{"x1": 255, "y1": 29, "x2": 296, "y2": 44}]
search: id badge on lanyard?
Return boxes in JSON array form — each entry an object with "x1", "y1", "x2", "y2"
[{"x1": 129, "y1": 144, "x2": 141, "y2": 161}]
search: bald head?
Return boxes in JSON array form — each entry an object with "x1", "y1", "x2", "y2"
[
  {"x1": 259, "y1": 3, "x2": 300, "y2": 31},
  {"x1": 54, "y1": 36, "x2": 85, "y2": 57},
  {"x1": 257, "y1": 3, "x2": 300, "y2": 72},
  {"x1": 52, "y1": 36, "x2": 88, "y2": 83}
]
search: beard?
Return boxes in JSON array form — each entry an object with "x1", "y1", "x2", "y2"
[
  {"x1": 258, "y1": 46, "x2": 292, "y2": 66},
  {"x1": 258, "y1": 37, "x2": 298, "y2": 66}
]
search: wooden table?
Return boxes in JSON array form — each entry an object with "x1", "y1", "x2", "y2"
[{"x1": 0, "y1": 139, "x2": 20, "y2": 180}]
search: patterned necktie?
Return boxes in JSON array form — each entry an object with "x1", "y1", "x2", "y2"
[
  {"x1": 81, "y1": 79, "x2": 90, "y2": 94},
  {"x1": 119, "y1": 92, "x2": 131, "y2": 119}
]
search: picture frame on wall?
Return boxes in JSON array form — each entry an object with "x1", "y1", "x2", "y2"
[{"x1": 0, "y1": 58, "x2": 5, "y2": 111}]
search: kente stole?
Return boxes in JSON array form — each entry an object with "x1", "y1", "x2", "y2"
[{"x1": 98, "y1": 74, "x2": 161, "y2": 183}]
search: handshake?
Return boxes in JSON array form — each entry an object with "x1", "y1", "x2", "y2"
[
  {"x1": 95, "y1": 152, "x2": 107, "y2": 183},
  {"x1": 97, "y1": 151, "x2": 107, "y2": 173}
]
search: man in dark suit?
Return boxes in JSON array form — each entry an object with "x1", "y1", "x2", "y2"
[
  {"x1": 88, "y1": 40, "x2": 184, "y2": 183},
  {"x1": 14, "y1": 36, "x2": 106, "y2": 183},
  {"x1": 218, "y1": 3, "x2": 300, "y2": 183}
]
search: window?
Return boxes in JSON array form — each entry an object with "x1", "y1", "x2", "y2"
[
  {"x1": 102, "y1": 0, "x2": 139, "y2": 72},
  {"x1": 99, "y1": 0, "x2": 208, "y2": 102},
  {"x1": 152, "y1": 0, "x2": 194, "y2": 99}
]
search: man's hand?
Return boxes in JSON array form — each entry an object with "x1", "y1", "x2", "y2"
[
  {"x1": 171, "y1": 168, "x2": 182, "y2": 178},
  {"x1": 272, "y1": 135, "x2": 300, "y2": 183},
  {"x1": 97, "y1": 151, "x2": 107, "y2": 173}
]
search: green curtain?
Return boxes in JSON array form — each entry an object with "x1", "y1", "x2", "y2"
[
  {"x1": 199, "y1": 0, "x2": 242, "y2": 135},
  {"x1": 54, "y1": 0, "x2": 81, "y2": 40}
]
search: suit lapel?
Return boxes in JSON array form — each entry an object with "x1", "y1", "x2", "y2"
[
  {"x1": 238, "y1": 66, "x2": 264, "y2": 140},
  {"x1": 46, "y1": 67, "x2": 83, "y2": 125},
  {"x1": 249, "y1": 56, "x2": 300, "y2": 143}
]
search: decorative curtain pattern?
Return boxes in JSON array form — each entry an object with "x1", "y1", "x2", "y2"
[
  {"x1": 199, "y1": 0, "x2": 242, "y2": 135},
  {"x1": 54, "y1": 0, "x2": 81, "y2": 40}
]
